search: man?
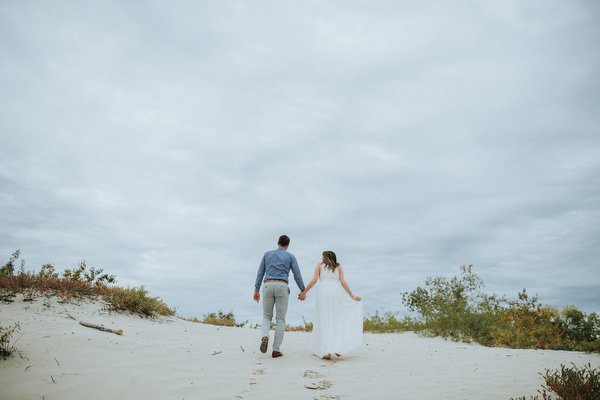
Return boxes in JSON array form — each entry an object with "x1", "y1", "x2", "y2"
[{"x1": 254, "y1": 234, "x2": 306, "y2": 358}]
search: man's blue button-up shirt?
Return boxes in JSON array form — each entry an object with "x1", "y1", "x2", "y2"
[{"x1": 255, "y1": 247, "x2": 305, "y2": 293}]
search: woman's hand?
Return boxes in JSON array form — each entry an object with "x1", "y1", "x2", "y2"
[{"x1": 351, "y1": 294, "x2": 361, "y2": 301}]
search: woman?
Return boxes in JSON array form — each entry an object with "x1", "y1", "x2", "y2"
[{"x1": 300, "y1": 251, "x2": 363, "y2": 359}]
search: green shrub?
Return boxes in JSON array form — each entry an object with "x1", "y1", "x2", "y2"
[
  {"x1": 402, "y1": 265, "x2": 600, "y2": 352},
  {"x1": 205, "y1": 310, "x2": 247, "y2": 327},
  {"x1": 512, "y1": 363, "x2": 600, "y2": 400},
  {"x1": 286, "y1": 317, "x2": 313, "y2": 332},
  {"x1": 401, "y1": 264, "x2": 503, "y2": 344},
  {"x1": 0, "y1": 250, "x2": 21, "y2": 277},
  {"x1": 83, "y1": 265, "x2": 116, "y2": 285},
  {"x1": 559, "y1": 307, "x2": 600, "y2": 344},
  {"x1": 510, "y1": 364, "x2": 600, "y2": 399},
  {"x1": 542, "y1": 363, "x2": 600, "y2": 400},
  {"x1": 0, "y1": 321, "x2": 21, "y2": 358},
  {"x1": 63, "y1": 260, "x2": 116, "y2": 285},
  {"x1": 542, "y1": 364, "x2": 600, "y2": 400},
  {"x1": 105, "y1": 286, "x2": 175, "y2": 317},
  {"x1": 363, "y1": 310, "x2": 412, "y2": 333},
  {"x1": 39, "y1": 264, "x2": 59, "y2": 279},
  {"x1": 490, "y1": 291, "x2": 564, "y2": 350}
]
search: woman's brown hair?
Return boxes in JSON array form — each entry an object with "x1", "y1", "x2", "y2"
[{"x1": 322, "y1": 251, "x2": 339, "y2": 271}]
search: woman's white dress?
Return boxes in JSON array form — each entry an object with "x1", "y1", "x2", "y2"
[{"x1": 311, "y1": 266, "x2": 363, "y2": 357}]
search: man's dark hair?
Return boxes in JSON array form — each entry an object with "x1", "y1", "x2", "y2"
[{"x1": 278, "y1": 235, "x2": 290, "y2": 247}]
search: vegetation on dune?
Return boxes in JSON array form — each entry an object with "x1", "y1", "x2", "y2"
[
  {"x1": 510, "y1": 363, "x2": 600, "y2": 400},
  {"x1": 0, "y1": 250, "x2": 175, "y2": 320},
  {"x1": 1, "y1": 250, "x2": 176, "y2": 356},
  {"x1": 365, "y1": 265, "x2": 600, "y2": 399},
  {"x1": 399, "y1": 264, "x2": 600, "y2": 352},
  {"x1": 541, "y1": 363, "x2": 600, "y2": 400},
  {"x1": 3, "y1": 251, "x2": 598, "y2": 353},
  {"x1": 181, "y1": 310, "x2": 248, "y2": 328},
  {"x1": 363, "y1": 310, "x2": 413, "y2": 333},
  {"x1": 284, "y1": 317, "x2": 313, "y2": 332},
  {"x1": 0, "y1": 321, "x2": 20, "y2": 358},
  {"x1": 2, "y1": 251, "x2": 599, "y2": 398},
  {"x1": 388, "y1": 265, "x2": 600, "y2": 399},
  {"x1": 105, "y1": 286, "x2": 175, "y2": 317}
]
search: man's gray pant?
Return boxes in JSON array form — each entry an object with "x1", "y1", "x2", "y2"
[{"x1": 261, "y1": 282, "x2": 290, "y2": 352}]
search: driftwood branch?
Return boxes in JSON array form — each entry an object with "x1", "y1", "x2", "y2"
[{"x1": 79, "y1": 321, "x2": 123, "y2": 336}]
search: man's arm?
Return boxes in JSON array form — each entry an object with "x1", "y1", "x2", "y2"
[
  {"x1": 289, "y1": 254, "x2": 306, "y2": 292},
  {"x1": 254, "y1": 255, "x2": 267, "y2": 295}
]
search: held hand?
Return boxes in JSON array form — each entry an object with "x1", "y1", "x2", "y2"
[
  {"x1": 298, "y1": 292, "x2": 306, "y2": 301},
  {"x1": 351, "y1": 295, "x2": 361, "y2": 301},
  {"x1": 253, "y1": 292, "x2": 260, "y2": 303}
]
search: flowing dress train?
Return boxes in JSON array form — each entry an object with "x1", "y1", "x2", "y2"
[{"x1": 311, "y1": 266, "x2": 363, "y2": 357}]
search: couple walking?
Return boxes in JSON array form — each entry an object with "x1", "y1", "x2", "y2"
[{"x1": 253, "y1": 235, "x2": 363, "y2": 359}]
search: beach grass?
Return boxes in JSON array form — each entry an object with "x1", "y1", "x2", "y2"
[
  {"x1": 0, "y1": 320, "x2": 20, "y2": 357},
  {"x1": 0, "y1": 250, "x2": 175, "y2": 318}
]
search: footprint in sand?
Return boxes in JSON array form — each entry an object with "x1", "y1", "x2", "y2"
[
  {"x1": 236, "y1": 359, "x2": 266, "y2": 398},
  {"x1": 303, "y1": 370, "x2": 341, "y2": 399},
  {"x1": 304, "y1": 380, "x2": 332, "y2": 390},
  {"x1": 236, "y1": 389, "x2": 251, "y2": 399},
  {"x1": 302, "y1": 370, "x2": 324, "y2": 379}
]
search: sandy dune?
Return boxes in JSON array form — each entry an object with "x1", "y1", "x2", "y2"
[{"x1": 1, "y1": 294, "x2": 599, "y2": 400}]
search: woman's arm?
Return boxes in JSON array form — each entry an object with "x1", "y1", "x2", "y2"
[
  {"x1": 299, "y1": 263, "x2": 321, "y2": 300},
  {"x1": 339, "y1": 266, "x2": 361, "y2": 301}
]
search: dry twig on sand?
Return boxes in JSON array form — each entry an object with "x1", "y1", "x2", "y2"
[{"x1": 79, "y1": 321, "x2": 123, "y2": 336}]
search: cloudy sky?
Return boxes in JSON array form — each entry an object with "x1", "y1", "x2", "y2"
[{"x1": 1, "y1": 1, "x2": 599, "y2": 325}]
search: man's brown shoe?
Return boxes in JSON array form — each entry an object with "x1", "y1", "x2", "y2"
[
  {"x1": 272, "y1": 351, "x2": 283, "y2": 358},
  {"x1": 260, "y1": 337, "x2": 268, "y2": 353}
]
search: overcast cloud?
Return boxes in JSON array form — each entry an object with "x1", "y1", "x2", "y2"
[{"x1": 1, "y1": 0, "x2": 599, "y2": 325}]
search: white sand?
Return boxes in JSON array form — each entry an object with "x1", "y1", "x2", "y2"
[{"x1": 1, "y1": 294, "x2": 599, "y2": 400}]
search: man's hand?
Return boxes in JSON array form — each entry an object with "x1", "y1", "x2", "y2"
[
  {"x1": 298, "y1": 292, "x2": 306, "y2": 301},
  {"x1": 253, "y1": 292, "x2": 260, "y2": 303}
]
